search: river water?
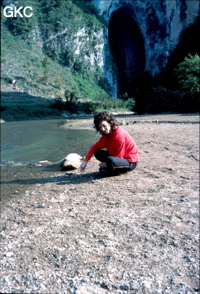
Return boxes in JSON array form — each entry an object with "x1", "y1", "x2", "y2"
[{"x1": 0, "y1": 119, "x2": 96, "y2": 202}]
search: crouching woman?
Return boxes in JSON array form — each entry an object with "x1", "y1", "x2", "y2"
[{"x1": 80, "y1": 111, "x2": 139, "y2": 174}]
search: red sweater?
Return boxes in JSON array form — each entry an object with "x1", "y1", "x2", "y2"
[{"x1": 84, "y1": 126, "x2": 139, "y2": 163}]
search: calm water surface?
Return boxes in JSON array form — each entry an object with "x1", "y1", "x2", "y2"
[{"x1": 0, "y1": 119, "x2": 96, "y2": 202}]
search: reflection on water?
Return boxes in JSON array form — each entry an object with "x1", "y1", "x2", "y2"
[{"x1": 0, "y1": 119, "x2": 96, "y2": 202}]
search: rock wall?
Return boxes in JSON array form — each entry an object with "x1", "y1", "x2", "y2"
[
  {"x1": 41, "y1": 26, "x2": 104, "y2": 72},
  {"x1": 90, "y1": 0, "x2": 199, "y2": 96}
]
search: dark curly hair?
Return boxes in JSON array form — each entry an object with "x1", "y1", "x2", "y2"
[{"x1": 93, "y1": 111, "x2": 118, "y2": 135}]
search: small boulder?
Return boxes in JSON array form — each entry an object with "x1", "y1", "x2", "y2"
[{"x1": 60, "y1": 153, "x2": 82, "y2": 171}]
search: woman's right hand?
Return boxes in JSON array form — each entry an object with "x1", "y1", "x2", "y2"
[{"x1": 80, "y1": 160, "x2": 87, "y2": 172}]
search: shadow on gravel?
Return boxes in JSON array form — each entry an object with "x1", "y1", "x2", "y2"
[{"x1": 0, "y1": 171, "x2": 120, "y2": 187}]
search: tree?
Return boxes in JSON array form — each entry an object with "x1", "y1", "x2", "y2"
[
  {"x1": 175, "y1": 54, "x2": 200, "y2": 97},
  {"x1": 42, "y1": 56, "x2": 51, "y2": 84},
  {"x1": 175, "y1": 54, "x2": 200, "y2": 112}
]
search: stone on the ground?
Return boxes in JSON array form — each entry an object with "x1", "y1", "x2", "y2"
[{"x1": 60, "y1": 153, "x2": 82, "y2": 171}]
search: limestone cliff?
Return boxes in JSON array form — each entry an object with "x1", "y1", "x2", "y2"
[{"x1": 91, "y1": 0, "x2": 199, "y2": 96}]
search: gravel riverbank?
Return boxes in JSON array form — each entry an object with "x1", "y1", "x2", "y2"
[{"x1": 0, "y1": 114, "x2": 199, "y2": 294}]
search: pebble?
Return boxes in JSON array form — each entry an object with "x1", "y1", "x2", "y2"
[
  {"x1": 36, "y1": 204, "x2": 45, "y2": 208},
  {"x1": 5, "y1": 252, "x2": 14, "y2": 257}
]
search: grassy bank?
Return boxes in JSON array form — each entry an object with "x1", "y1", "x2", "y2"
[{"x1": 1, "y1": 91, "x2": 135, "y2": 121}]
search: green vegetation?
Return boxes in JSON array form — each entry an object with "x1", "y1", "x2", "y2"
[
  {"x1": 132, "y1": 53, "x2": 200, "y2": 114},
  {"x1": 174, "y1": 54, "x2": 200, "y2": 111},
  {"x1": 3, "y1": 0, "x2": 37, "y2": 37},
  {"x1": 1, "y1": 0, "x2": 135, "y2": 121}
]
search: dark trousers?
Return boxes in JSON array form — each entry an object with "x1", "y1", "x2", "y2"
[{"x1": 94, "y1": 149, "x2": 138, "y2": 172}]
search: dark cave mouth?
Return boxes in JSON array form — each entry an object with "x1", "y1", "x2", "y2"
[{"x1": 108, "y1": 6, "x2": 146, "y2": 98}]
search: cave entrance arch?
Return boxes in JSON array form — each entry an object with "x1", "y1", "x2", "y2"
[{"x1": 108, "y1": 6, "x2": 146, "y2": 98}]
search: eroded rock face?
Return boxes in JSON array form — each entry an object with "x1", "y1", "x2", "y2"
[
  {"x1": 92, "y1": 0, "x2": 199, "y2": 95},
  {"x1": 108, "y1": 5, "x2": 146, "y2": 96}
]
